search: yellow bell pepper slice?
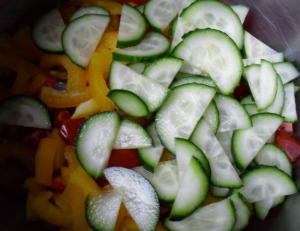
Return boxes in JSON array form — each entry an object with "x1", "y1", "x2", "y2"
[
  {"x1": 94, "y1": 44, "x2": 112, "y2": 79},
  {"x1": 27, "y1": 74, "x2": 47, "y2": 95},
  {"x1": 50, "y1": 129, "x2": 66, "y2": 172},
  {"x1": 40, "y1": 55, "x2": 87, "y2": 92},
  {"x1": 64, "y1": 145, "x2": 80, "y2": 169},
  {"x1": 99, "y1": 31, "x2": 118, "y2": 51},
  {"x1": 35, "y1": 138, "x2": 57, "y2": 186},
  {"x1": 81, "y1": 0, "x2": 122, "y2": 15},
  {"x1": 27, "y1": 191, "x2": 73, "y2": 228},
  {"x1": 41, "y1": 87, "x2": 91, "y2": 108},
  {"x1": 10, "y1": 69, "x2": 31, "y2": 96},
  {"x1": 72, "y1": 98, "x2": 101, "y2": 119},
  {"x1": 88, "y1": 52, "x2": 115, "y2": 111},
  {"x1": 23, "y1": 178, "x2": 47, "y2": 195}
]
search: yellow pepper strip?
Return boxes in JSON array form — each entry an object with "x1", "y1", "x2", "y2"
[
  {"x1": 51, "y1": 129, "x2": 67, "y2": 172},
  {"x1": 107, "y1": 15, "x2": 120, "y2": 32},
  {"x1": 72, "y1": 98, "x2": 101, "y2": 119},
  {"x1": 35, "y1": 138, "x2": 57, "y2": 186},
  {"x1": 0, "y1": 51, "x2": 45, "y2": 76},
  {"x1": 40, "y1": 55, "x2": 87, "y2": 92},
  {"x1": 99, "y1": 31, "x2": 118, "y2": 51},
  {"x1": 94, "y1": 44, "x2": 112, "y2": 79},
  {"x1": 27, "y1": 73, "x2": 47, "y2": 95},
  {"x1": 27, "y1": 191, "x2": 73, "y2": 228},
  {"x1": 88, "y1": 52, "x2": 115, "y2": 111},
  {"x1": 0, "y1": 142, "x2": 35, "y2": 172},
  {"x1": 41, "y1": 87, "x2": 91, "y2": 108},
  {"x1": 115, "y1": 203, "x2": 127, "y2": 231},
  {"x1": 64, "y1": 145, "x2": 80, "y2": 169},
  {"x1": 81, "y1": 0, "x2": 122, "y2": 15},
  {"x1": 120, "y1": 216, "x2": 167, "y2": 231},
  {"x1": 10, "y1": 69, "x2": 31, "y2": 96},
  {"x1": 160, "y1": 149, "x2": 176, "y2": 162},
  {"x1": 12, "y1": 26, "x2": 44, "y2": 62}
]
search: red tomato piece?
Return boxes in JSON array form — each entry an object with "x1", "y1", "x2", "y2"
[
  {"x1": 51, "y1": 175, "x2": 66, "y2": 192},
  {"x1": 233, "y1": 81, "x2": 251, "y2": 100},
  {"x1": 275, "y1": 130, "x2": 300, "y2": 163},
  {"x1": 59, "y1": 118, "x2": 85, "y2": 146},
  {"x1": 42, "y1": 77, "x2": 57, "y2": 88},
  {"x1": 278, "y1": 122, "x2": 293, "y2": 136},
  {"x1": 108, "y1": 149, "x2": 141, "y2": 169}
]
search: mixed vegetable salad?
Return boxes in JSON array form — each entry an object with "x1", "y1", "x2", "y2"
[{"x1": 0, "y1": 0, "x2": 300, "y2": 230}]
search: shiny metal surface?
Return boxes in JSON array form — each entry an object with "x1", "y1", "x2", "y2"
[{"x1": 0, "y1": 0, "x2": 299, "y2": 230}]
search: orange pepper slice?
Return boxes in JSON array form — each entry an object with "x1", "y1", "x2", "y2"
[
  {"x1": 79, "y1": 0, "x2": 122, "y2": 15},
  {"x1": 35, "y1": 138, "x2": 57, "y2": 186}
]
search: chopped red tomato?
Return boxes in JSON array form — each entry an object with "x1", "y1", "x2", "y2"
[
  {"x1": 54, "y1": 110, "x2": 72, "y2": 128},
  {"x1": 42, "y1": 77, "x2": 57, "y2": 88},
  {"x1": 118, "y1": 0, "x2": 149, "y2": 4},
  {"x1": 51, "y1": 175, "x2": 66, "y2": 192},
  {"x1": 278, "y1": 122, "x2": 293, "y2": 136},
  {"x1": 108, "y1": 149, "x2": 141, "y2": 169},
  {"x1": 59, "y1": 118, "x2": 85, "y2": 146},
  {"x1": 275, "y1": 130, "x2": 300, "y2": 163},
  {"x1": 233, "y1": 81, "x2": 251, "y2": 100}
]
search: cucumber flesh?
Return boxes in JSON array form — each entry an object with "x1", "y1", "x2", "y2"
[
  {"x1": 62, "y1": 14, "x2": 110, "y2": 68},
  {"x1": 164, "y1": 199, "x2": 236, "y2": 231},
  {"x1": 181, "y1": 0, "x2": 244, "y2": 49},
  {"x1": 216, "y1": 131, "x2": 234, "y2": 163},
  {"x1": 114, "y1": 120, "x2": 153, "y2": 149},
  {"x1": 240, "y1": 95, "x2": 254, "y2": 105},
  {"x1": 190, "y1": 118, "x2": 242, "y2": 188},
  {"x1": 203, "y1": 100, "x2": 220, "y2": 134},
  {"x1": 155, "y1": 83, "x2": 216, "y2": 154},
  {"x1": 69, "y1": 6, "x2": 109, "y2": 22},
  {"x1": 86, "y1": 188, "x2": 124, "y2": 231},
  {"x1": 134, "y1": 160, "x2": 180, "y2": 207},
  {"x1": 243, "y1": 53, "x2": 284, "y2": 66},
  {"x1": 75, "y1": 112, "x2": 121, "y2": 178},
  {"x1": 0, "y1": 95, "x2": 52, "y2": 129},
  {"x1": 232, "y1": 113, "x2": 283, "y2": 171},
  {"x1": 172, "y1": 29, "x2": 243, "y2": 95},
  {"x1": 32, "y1": 9, "x2": 65, "y2": 53},
  {"x1": 254, "y1": 198, "x2": 273, "y2": 220},
  {"x1": 282, "y1": 82, "x2": 298, "y2": 123},
  {"x1": 107, "y1": 90, "x2": 149, "y2": 118},
  {"x1": 170, "y1": 156, "x2": 209, "y2": 221},
  {"x1": 211, "y1": 186, "x2": 230, "y2": 198},
  {"x1": 170, "y1": 76, "x2": 217, "y2": 89},
  {"x1": 230, "y1": 193, "x2": 251, "y2": 231},
  {"x1": 230, "y1": 5, "x2": 249, "y2": 24},
  {"x1": 232, "y1": 166, "x2": 298, "y2": 203},
  {"x1": 138, "y1": 123, "x2": 164, "y2": 173},
  {"x1": 128, "y1": 63, "x2": 146, "y2": 74},
  {"x1": 103, "y1": 167, "x2": 159, "y2": 231},
  {"x1": 274, "y1": 62, "x2": 300, "y2": 84},
  {"x1": 117, "y1": 4, "x2": 147, "y2": 48}
]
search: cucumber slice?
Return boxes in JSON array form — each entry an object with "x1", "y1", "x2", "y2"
[
  {"x1": 144, "y1": 0, "x2": 181, "y2": 32},
  {"x1": 174, "y1": 72, "x2": 200, "y2": 80},
  {"x1": 216, "y1": 131, "x2": 234, "y2": 163},
  {"x1": 128, "y1": 63, "x2": 146, "y2": 74},
  {"x1": 32, "y1": 9, "x2": 65, "y2": 53},
  {"x1": 203, "y1": 100, "x2": 220, "y2": 134},
  {"x1": 282, "y1": 82, "x2": 298, "y2": 123},
  {"x1": 155, "y1": 83, "x2": 216, "y2": 154},
  {"x1": 240, "y1": 95, "x2": 255, "y2": 105},
  {"x1": 181, "y1": 0, "x2": 244, "y2": 49},
  {"x1": 214, "y1": 94, "x2": 252, "y2": 132},
  {"x1": 274, "y1": 62, "x2": 300, "y2": 84},
  {"x1": 232, "y1": 166, "x2": 298, "y2": 203},
  {"x1": 103, "y1": 167, "x2": 159, "y2": 231},
  {"x1": 113, "y1": 32, "x2": 171, "y2": 63},
  {"x1": 175, "y1": 138, "x2": 210, "y2": 182},
  {"x1": 76, "y1": 111, "x2": 121, "y2": 178},
  {"x1": 254, "y1": 143, "x2": 292, "y2": 176},
  {"x1": 171, "y1": 17, "x2": 196, "y2": 51},
  {"x1": 117, "y1": 4, "x2": 147, "y2": 48},
  {"x1": 230, "y1": 193, "x2": 250, "y2": 231},
  {"x1": 180, "y1": 0, "x2": 197, "y2": 12},
  {"x1": 69, "y1": 6, "x2": 109, "y2": 22},
  {"x1": 169, "y1": 16, "x2": 178, "y2": 38},
  {"x1": 0, "y1": 95, "x2": 52, "y2": 129},
  {"x1": 134, "y1": 160, "x2": 180, "y2": 207},
  {"x1": 190, "y1": 118, "x2": 242, "y2": 188},
  {"x1": 109, "y1": 61, "x2": 168, "y2": 113},
  {"x1": 230, "y1": 5, "x2": 249, "y2": 24},
  {"x1": 232, "y1": 113, "x2": 283, "y2": 171},
  {"x1": 180, "y1": 61, "x2": 208, "y2": 76},
  {"x1": 253, "y1": 198, "x2": 273, "y2": 220},
  {"x1": 245, "y1": 61, "x2": 278, "y2": 111},
  {"x1": 142, "y1": 57, "x2": 183, "y2": 88},
  {"x1": 62, "y1": 14, "x2": 110, "y2": 69},
  {"x1": 164, "y1": 199, "x2": 236, "y2": 231},
  {"x1": 170, "y1": 156, "x2": 209, "y2": 221},
  {"x1": 172, "y1": 29, "x2": 243, "y2": 95},
  {"x1": 114, "y1": 120, "x2": 153, "y2": 149},
  {"x1": 211, "y1": 186, "x2": 229, "y2": 198},
  {"x1": 107, "y1": 90, "x2": 149, "y2": 118},
  {"x1": 243, "y1": 104, "x2": 259, "y2": 116},
  {"x1": 86, "y1": 188, "x2": 124, "y2": 231},
  {"x1": 243, "y1": 52, "x2": 284, "y2": 66},
  {"x1": 243, "y1": 31, "x2": 277, "y2": 58},
  {"x1": 138, "y1": 123, "x2": 164, "y2": 173},
  {"x1": 170, "y1": 76, "x2": 217, "y2": 89}
]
